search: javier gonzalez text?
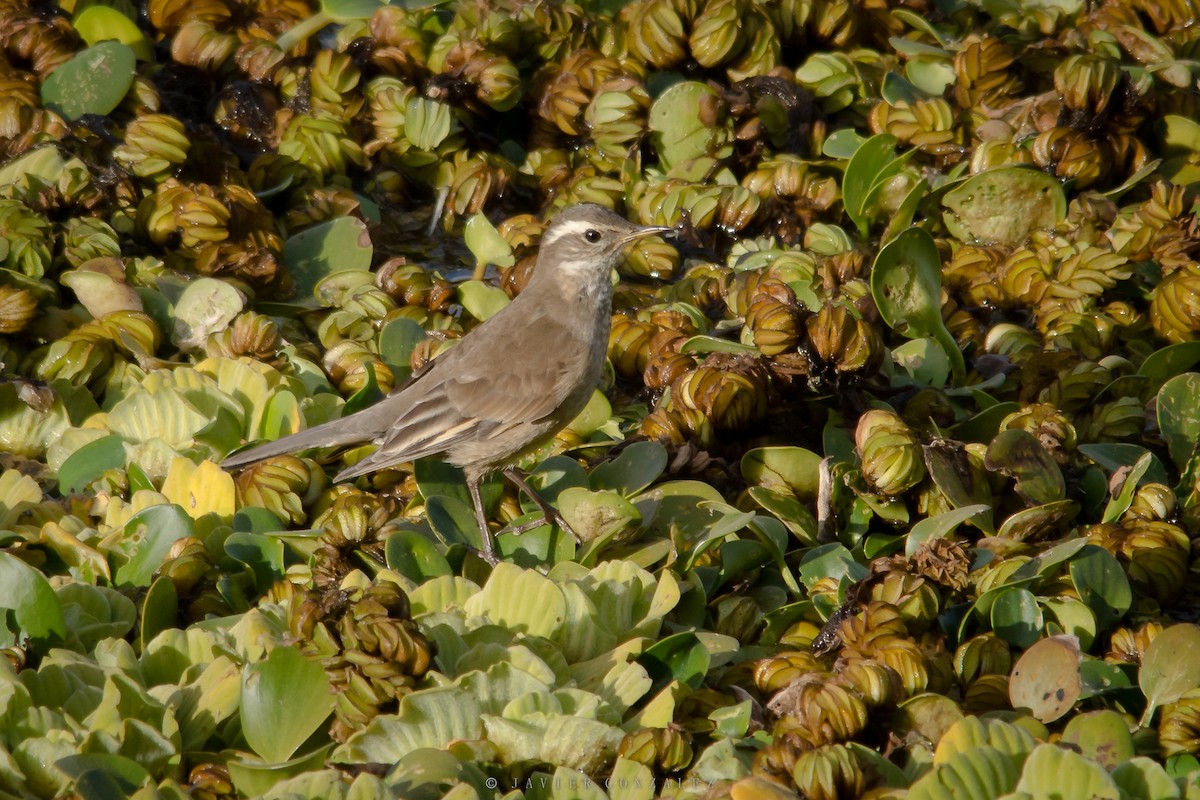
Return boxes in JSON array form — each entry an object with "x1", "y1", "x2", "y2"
[{"x1": 483, "y1": 775, "x2": 715, "y2": 791}]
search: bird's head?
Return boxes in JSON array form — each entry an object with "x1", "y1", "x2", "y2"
[{"x1": 536, "y1": 204, "x2": 672, "y2": 282}]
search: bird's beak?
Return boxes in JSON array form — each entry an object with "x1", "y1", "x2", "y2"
[{"x1": 623, "y1": 225, "x2": 674, "y2": 244}]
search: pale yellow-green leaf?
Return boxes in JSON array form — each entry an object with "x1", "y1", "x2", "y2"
[
  {"x1": 0, "y1": 396, "x2": 70, "y2": 458},
  {"x1": 502, "y1": 692, "x2": 563, "y2": 720},
  {"x1": 464, "y1": 562, "x2": 566, "y2": 639},
  {"x1": 540, "y1": 716, "x2": 624, "y2": 774},
  {"x1": 909, "y1": 745, "x2": 1021, "y2": 800},
  {"x1": 596, "y1": 659, "x2": 653, "y2": 715},
  {"x1": 935, "y1": 716, "x2": 1036, "y2": 765},
  {"x1": 544, "y1": 767, "x2": 610, "y2": 800},
  {"x1": 625, "y1": 681, "x2": 686, "y2": 729},
  {"x1": 410, "y1": 575, "x2": 481, "y2": 617},
  {"x1": 0, "y1": 469, "x2": 42, "y2": 528},
  {"x1": 99, "y1": 488, "x2": 170, "y2": 533},
  {"x1": 337, "y1": 687, "x2": 483, "y2": 763},
  {"x1": 45, "y1": 426, "x2": 109, "y2": 472},
  {"x1": 107, "y1": 386, "x2": 208, "y2": 448},
  {"x1": 482, "y1": 715, "x2": 543, "y2": 765},
  {"x1": 167, "y1": 655, "x2": 241, "y2": 750},
  {"x1": 608, "y1": 757, "x2": 655, "y2": 800},
  {"x1": 569, "y1": 638, "x2": 648, "y2": 692},
  {"x1": 161, "y1": 457, "x2": 235, "y2": 520},
  {"x1": 39, "y1": 521, "x2": 110, "y2": 583},
  {"x1": 1014, "y1": 743, "x2": 1120, "y2": 799},
  {"x1": 455, "y1": 662, "x2": 553, "y2": 715}
]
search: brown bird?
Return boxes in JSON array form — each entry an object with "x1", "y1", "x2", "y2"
[{"x1": 223, "y1": 204, "x2": 671, "y2": 562}]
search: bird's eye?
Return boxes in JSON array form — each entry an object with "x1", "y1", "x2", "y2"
[{"x1": 584, "y1": 229, "x2": 602, "y2": 243}]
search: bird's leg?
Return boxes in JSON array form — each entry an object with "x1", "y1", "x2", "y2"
[
  {"x1": 502, "y1": 468, "x2": 581, "y2": 542},
  {"x1": 467, "y1": 473, "x2": 499, "y2": 564}
]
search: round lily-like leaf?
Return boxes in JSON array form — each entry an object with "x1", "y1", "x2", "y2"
[
  {"x1": 1156, "y1": 372, "x2": 1200, "y2": 470},
  {"x1": 464, "y1": 212, "x2": 515, "y2": 270},
  {"x1": 991, "y1": 587, "x2": 1043, "y2": 648},
  {"x1": 283, "y1": 217, "x2": 373, "y2": 300},
  {"x1": 590, "y1": 440, "x2": 667, "y2": 496},
  {"x1": 1009, "y1": 635, "x2": 1082, "y2": 723},
  {"x1": 1138, "y1": 342, "x2": 1200, "y2": 383},
  {"x1": 40, "y1": 42, "x2": 136, "y2": 121},
  {"x1": 636, "y1": 631, "x2": 710, "y2": 690},
  {"x1": 113, "y1": 504, "x2": 195, "y2": 588},
  {"x1": 649, "y1": 81, "x2": 728, "y2": 169},
  {"x1": 172, "y1": 277, "x2": 246, "y2": 351},
  {"x1": 73, "y1": 5, "x2": 153, "y2": 61},
  {"x1": 740, "y1": 446, "x2": 822, "y2": 500},
  {"x1": 995, "y1": 500, "x2": 1079, "y2": 542},
  {"x1": 1061, "y1": 710, "x2": 1134, "y2": 770},
  {"x1": 60, "y1": 268, "x2": 144, "y2": 319},
  {"x1": 386, "y1": 530, "x2": 452, "y2": 584},
  {"x1": 558, "y1": 487, "x2": 641, "y2": 544},
  {"x1": 871, "y1": 227, "x2": 965, "y2": 381},
  {"x1": 942, "y1": 167, "x2": 1066, "y2": 247},
  {"x1": 0, "y1": 551, "x2": 66, "y2": 649},
  {"x1": 56, "y1": 433, "x2": 125, "y2": 494},
  {"x1": 1068, "y1": 545, "x2": 1131, "y2": 631},
  {"x1": 457, "y1": 280, "x2": 510, "y2": 322},
  {"x1": 241, "y1": 645, "x2": 333, "y2": 764},
  {"x1": 1140, "y1": 623, "x2": 1200, "y2": 726},
  {"x1": 984, "y1": 429, "x2": 1065, "y2": 506}
]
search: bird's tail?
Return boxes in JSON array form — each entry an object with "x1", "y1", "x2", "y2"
[{"x1": 221, "y1": 406, "x2": 383, "y2": 469}]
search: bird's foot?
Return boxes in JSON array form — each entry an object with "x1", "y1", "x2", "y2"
[{"x1": 502, "y1": 510, "x2": 581, "y2": 543}]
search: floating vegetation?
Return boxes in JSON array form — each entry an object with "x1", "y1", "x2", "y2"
[{"x1": 1, "y1": 0, "x2": 1200, "y2": 797}]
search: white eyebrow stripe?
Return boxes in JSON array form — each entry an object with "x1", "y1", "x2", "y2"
[{"x1": 540, "y1": 218, "x2": 598, "y2": 248}]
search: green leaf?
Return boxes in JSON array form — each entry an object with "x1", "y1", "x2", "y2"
[
  {"x1": 386, "y1": 530, "x2": 452, "y2": 583},
  {"x1": 1078, "y1": 443, "x2": 1171, "y2": 485},
  {"x1": 379, "y1": 317, "x2": 427, "y2": 377},
  {"x1": 40, "y1": 42, "x2": 136, "y2": 121},
  {"x1": 242, "y1": 646, "x2": 333, "y2": 764},
  {"x1": 283, "y1": 217, "x2": 373, "y2": 300},
  {"x1": 892, "y1": 337, "x2": 952, "y2": 387},
  {"x1": 648, "y1": 82, "x2": 728, "y2": 169},
  {"x1": 908, "y1": 746, "x2": 1020, "y2": 800},
  {"x1": 842, "y1": 133, "x2": 901, "y2": 236},
  {"x1": 1015, "y1": 743, "x2": 1121, "y2": 800},
  {"x1": 0, "y1": 551, "x2": 66, "y2": 648},
  {"x1": 464, "y1": 562, "x2": 567, "y2": 638},
  {"x1": 906, "y1": 505, "x2": 992, "y2": 556},
  {"x1": 740, "y1": 446, "x2": 822, "y2": 500},
  {"x1": 942, "y1": 167, "x2": 1067, "y2": 247},
  {"x1": 590, "y1": 441, "x2": 667, "y2": 496},
  {"x1": 336, "y1": 688, "x2": 483, "y2": 763},
  {"x1": 112, "y1": 504, "x2": 195, "y2": 588},
  {"x1": 990, "y1": 587, "x2": 1043, "y2": 648},
  {"x1": 1061, "y1": 710, "x2": 1134, "y2": 770},
  {"x1": 1156, "y1": 372, "x2": 1200, "y2": 470},
  {"x1": 1140, "y1": 624, "x2": 1200, "y2": 726},
  {"x1": 56, "y1": 433, "x2": 126, "y2": 493},
  {"x1": 636, "y1": 632, "x2": 710, "y2": 690},
  {"x1": 822, "y1": 129, "x2": 867, "y2": 159},
  {"x1": 224, "y1": 532, "x2": 286, "y2": 594},
  {"x1": 72, "y1": 5, "x2": 153, "y2": 60},
  {"x1": 1069, "y1": 545, "x2": 1131, "y2": 631},
  {"x1": 1139, "y1": 342, "x2": 1200, "y2": 383},
  {"x1": 1111, "y1": 757, "x2": 1180, "y2": 800},
  {"x1": 463, "y1": 213, "x2": 515, "y2": 270},
  {"x1": 871, "y1": 227, "x2": 965, "y2": 381},
  {"x1": 984, "y1": 429, "x2": 1065, "y2": 505},
  {"x1": 457, "y1": 280, "x2": 511, "y2": 322}
]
